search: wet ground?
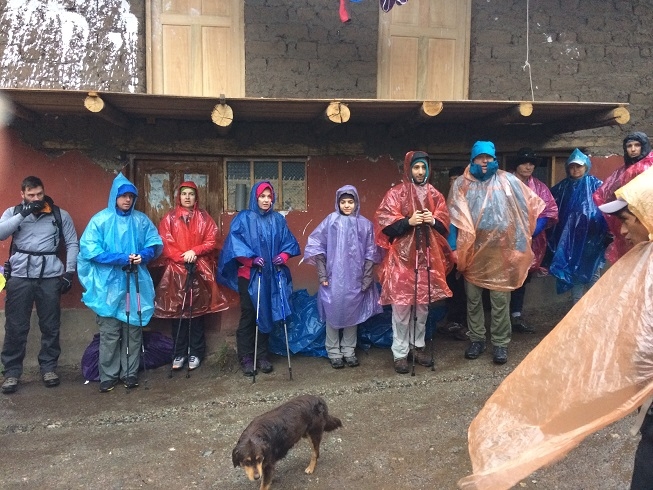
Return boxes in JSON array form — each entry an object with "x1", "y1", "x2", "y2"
[{"x1": 0, "y1": 303, "x2": 639, "y2": 489}]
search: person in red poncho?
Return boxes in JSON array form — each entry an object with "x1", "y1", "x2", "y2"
[
  {"x1": 374, "y1": 151, "x2": 453, "y2": 374},
  {"x1": 152, "y1": 181, "x2": 231, "y2": 371}
]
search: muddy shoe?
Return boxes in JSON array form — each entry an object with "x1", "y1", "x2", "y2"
[
  {"x1": 330, "y1": 357, "x2": 345, "y2": 369},
  {"x1": 172, "y1": 356, "x2": 186, "y2": 370},
  {"x1": 511, "y1": 316, "x2": 536, "y2": 334},
  {"x1": 464, "y1": 341, "x2": 486, "y2": 360},
  {"x1": 438, "y1": 322, "x2": 469, "y2": 341},
  {"x1": 99, "y1": 379, "x2": 119, "y2": 393},
  {"x1": 409, "y1": 347, "x2": 434, "y2": 367},
  {"x1": 257, "y1": 356, "x2": 273, "y2": 373},
  {"x1": 240, "y1": 355, "x2": 255, "y2": 377},
  {"x1": 42, "y1": 371, "x2": 60, "y2": 388},
  {"x1": 344, "y1": 356, "x2": 360, "y2": 368},
  {"x1": 2, "y1": 376, "x2": 19, "y2": 394},
  {"x1": 493, "y1": 346, "x2": 508, "y2": 364},
  {"x1": 394, "y1": 357, "x2": 410, "y2": 374},
  {"x1": 123, "y1": 376, "x2": 139, "y2": 389}
]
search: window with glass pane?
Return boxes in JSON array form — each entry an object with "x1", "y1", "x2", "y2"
[
  {"x1": 282, "y1": 161, "x2": 306, "y2": 210},
  {"x1": 225, "y1": 159, "x2": 307, "y2": 211},
  {"x1": 226, "y1": 161, "x2": 250, "y2": 210}
]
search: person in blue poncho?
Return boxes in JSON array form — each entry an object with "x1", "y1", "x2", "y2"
[
  {"x1": 77, "y1": 174, "x2": 162, "y2": 393},
  {"x1": 548, "y1": 148, "x2": 608, "y2": 304},
  {"x1": 218, "y1": 181, "x2": 300, "y2": 377}
]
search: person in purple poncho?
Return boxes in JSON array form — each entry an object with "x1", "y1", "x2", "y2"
[{"x1": 303, "y1": 185, "x2": 382, "y2": 369}]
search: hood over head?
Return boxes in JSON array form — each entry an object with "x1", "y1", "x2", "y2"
[
  {"x1": 335, "y1": 185, "x2": 360, "y2": 216},
  {"x1": 565, "y1": 148, "x2": 592, "y2": 174},
  {"x1": 177, "y1": 180, "x2": 199, "y2": 209},
  {"x1": 248, "y1": 181, "x2": 276, "y2": 215},
  {"x1": 623, "y1": 131, "x2": 651, "y2": 166},
  {"x1": 469, "y1": 141, "x2": 499, "y2": 181},
  {"x1": 110, "y1": 174, "x2": 138, "y2": 215}
]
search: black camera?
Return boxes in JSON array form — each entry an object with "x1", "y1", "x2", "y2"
[{"x1": 3, "y1": 260, "x2": 10, "y2": 280}]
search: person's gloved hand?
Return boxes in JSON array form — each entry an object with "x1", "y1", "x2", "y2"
[
  {"x1": 253, "y1": 256, "x2": 265, "y2": 268},
  {"x1": 20, "y1": 200, "x2": 45, "y2": 217},
  {"x1": 272, "y1": 254, "x2": 286, "y2": 266},
  {"x1": 60, "y1": 272, "x2": 74, "y2": 294}
]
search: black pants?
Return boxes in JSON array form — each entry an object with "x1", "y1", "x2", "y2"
[
  {"x1": 171, "y1": 315, "x2": 206, "y2": 359},
  {"x1": 236, "y1": 276, "x2": 269, "y2": 360},
  {"x1": 446, "y1": 267, "x2": 467, "y2": 324},
  {"x1": 1, "y1": 276, "x2": 61, "y2": 377},
  {"x1": 632, "y1": 411, "x2": 653, "y2": 489},
  {"x1": 509, "y1": 275, "x2": 532, "y2": 315}
]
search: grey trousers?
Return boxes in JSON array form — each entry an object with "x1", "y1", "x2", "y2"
[
  {"x1": 325, "y1": 324, "x2": 357, "y2": 359},
  {"x1": 96, "y1": 315, "x2": 141, "y2": 382},
  {"x1": 1, "y1": 277, "x2": 61, "y2": 378}
]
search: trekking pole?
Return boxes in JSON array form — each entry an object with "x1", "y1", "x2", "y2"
[
  {"x1": 185, "y1": 263, "x2": 195, "y2": 379},
  {"x1": 133, "y1": 265, "x2": 148, "y2": 389},
  {"x1": 252, "y1": 267, "x2": 262, "y2": 384},
  {"x1": 412, "y1": 226, "x2": 421, "y2": 377},
  {"x1": 122, "y1": 261, "x2": 133, "y2": 384},
  {"x1": 276, "y1": 266, "x2": 293, "y2": 381},
  {"x1": 168, "y1": 265, "x2": 193, "y2": 379},
  {"x1": 424, "y1": 225, "x2": 435, "y2": 371}
]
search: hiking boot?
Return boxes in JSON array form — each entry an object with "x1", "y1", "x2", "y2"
[
  {"x1": 511, "y1": 315, "x2": 536, "y2": 334},
  {"x1": 42, "y1": 371, "x2": 60, "y2": 388},
  {"x1": 437, "y1": 322, "x2": 469, "y2": 341},
  {"x1": 99, "y1": 379, "x2": 119, "y2": 393},
  {"x1": 464, "y1": 341, "x2": 486, "y2": 360},
  {"x1": 240, "y1": 355, "x2": 255, "y2": 377},
  {"x1": 188, "y1": 356, "x2": 200, "y2": 370},
  {"x1": 409, "y1": 347, "x2": 434, "y2": 367},
  {"x1": 123, "y1": 376, "x2": 139, "y2": 389},
  {"x1": 394, "y1": 357, "x2": 410, "y2": 374},
  {"x1": 257, "y1": 356, "x2": 273, "y2": 373},
  {"x1": 2, "y1": 376, "x2": 19, "y2": 394},
  {"x1": 172, "y1": 356, "x2": 186, "y2": 370},
  {"x1": 493, "y1": 346, "x2": 508, "y2": 364},
  {"x1": 344, "y1": 356, "x2": 360, "y2": 368},
  {"x1": 330, "y1": 357, "x2": 345, "y2": 369}
]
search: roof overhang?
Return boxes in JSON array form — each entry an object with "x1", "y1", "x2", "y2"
[{"x1": 0, "y1": 88, "x2": 630, "y2": 136}]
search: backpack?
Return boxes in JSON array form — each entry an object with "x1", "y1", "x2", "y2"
[{"x1": 6, "y1": 196, "x2": 65, "y2": 279}]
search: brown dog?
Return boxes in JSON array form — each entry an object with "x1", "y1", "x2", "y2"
[{"x1": 232, "y1": 395, "x2": 343, "y2": 490}]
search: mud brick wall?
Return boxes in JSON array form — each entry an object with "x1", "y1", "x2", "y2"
[
  {"x1": 244, "y1": 0, "x2": 379, "y2": 98},
  {"x1": 0, "y1": 0, "x2": 145, "y2": 93},
  {"x1": 469, "y1": 0, "x2": 652, "y2": 151}
]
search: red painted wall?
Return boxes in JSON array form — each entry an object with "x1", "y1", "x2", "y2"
[
  {"x1": 0, "y1": 129, "x2": 118, "y2": 308},
  {"x1": 589, "y1": 155, "x2": 624, "y2": 182}
]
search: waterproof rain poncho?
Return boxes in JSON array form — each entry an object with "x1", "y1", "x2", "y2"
[
  {"x1": 303, "y1": 185, "x2": 383, "y2": 328},
  {"x1": 374, "y1": 152, "x2": 453, "y2": 305},
  {"x1": 548, "y1": 152, "x2": 608, "y2": 293},
  {"x1": 218, "y1": 181, "x2": 300, "y2": 333},
  {"x1": 152, "y1": 181, "x2": 230, "y2": 318},
  {"x1": 594, "y1": 132, "x2": 653, "y2": 263},
  {"x1": 522, "y1": 176, "x2": 558, "y2": 271},
  {"x1": 448, "y1": 166, "x2": 545, "y2": 291},
  {"x1": 458, "y1": 166, "x2": 653, "y2": 490},
  {"x1": 78, "y1": 174, "x2": 163, "y2": 326}
]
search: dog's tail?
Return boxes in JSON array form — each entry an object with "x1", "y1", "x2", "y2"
[{"x1": 315, "y1": 396, "x2": 343, "y2": 431}]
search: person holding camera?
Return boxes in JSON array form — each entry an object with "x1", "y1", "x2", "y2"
[
  {"x1": 375, "y1": 151, "x2": 454, "y2": 374},
  {"x1": 0, "y1": 176, "x2": 79, "y2": 394}
]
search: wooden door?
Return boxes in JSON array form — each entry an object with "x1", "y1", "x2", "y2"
[
  {"x1": 148, "y1": 0, "x2": 244, "y2": 97},
  {"x1": 133, "y1": 159, "x2": 223, "y2": 232},
  {"x1": 377, "y1": 0, "x2": 471, "y2": 100}
]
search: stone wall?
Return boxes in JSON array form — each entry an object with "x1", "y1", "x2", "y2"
[
  {"x1": 469, "y1": 0, "x2": 652, "y2": 153},
  {"x1": 244, "y1": 0, "x2": 379, "y2": 98}
]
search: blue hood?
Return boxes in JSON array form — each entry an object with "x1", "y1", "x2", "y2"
[
  {"x1": 110, "y1": 174, "x2": 138, "y2": 215},
  {"x1": 249, "y1": 181, "x2": 276, "y2": 215},
  {"x1": 469, "y1": 141, "x2": 499, "y2": 181},
  {"x1": 565, "y1": 148, "x2": 592, "y2": 175}
]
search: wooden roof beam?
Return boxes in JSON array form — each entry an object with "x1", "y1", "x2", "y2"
[
  {"x1": 476, "y1": 102, "x2": 533, "y2": 127},
  {"x1": 312, "y1": 101, "x2": 350, "y2": 134},
  {"x1": 211, "y1": 96, "x2": 234, "y2": 136},
  {"x1": 83, "y1": 92, "x2": 129, "y2": 129},
  {"x1": 544, "y1": 106, "x2": 630, "y2": 134},
  {"x1": 390, "y1": 101, "x2": 443, "y2": 136}
]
